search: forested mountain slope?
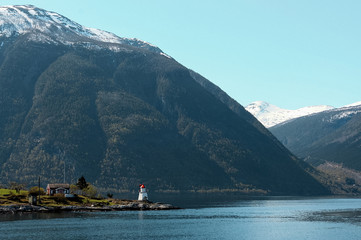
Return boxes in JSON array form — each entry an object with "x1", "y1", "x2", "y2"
[{"x1": 0, "y1": 5, "x2": 329, "y2": 195}]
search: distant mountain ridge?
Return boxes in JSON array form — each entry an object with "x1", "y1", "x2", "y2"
[
  {"x1": 270, "y1": 103, "x2": 361, "y2": 171},
  {"x1": 245, "y1": 101, "x2": 334, "y2": 128},
  {"x1": 0, "y1": 5, "x2": 330, "y2": 195}
]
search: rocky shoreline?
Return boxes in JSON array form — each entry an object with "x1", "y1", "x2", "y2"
[{"x1": 0, "y1": 201, "x2": 180, "y2": 214}]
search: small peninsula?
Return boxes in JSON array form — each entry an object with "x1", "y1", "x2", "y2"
[{"x1": 0, "y1": 187, "x2": 179, "y2": 214}]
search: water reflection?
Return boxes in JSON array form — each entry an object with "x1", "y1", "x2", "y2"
[
  {"x1": 303, "y1": 209, "x2": 361, "y2": 226},
  {"x1": 0, "y1": 211, "x2": 85, "y2": 222},
  {"x1": 1, "y1": 197, "x2": 361, "y2": 240},
  {"x1": 138, "y1": 211, "x2": 144, "y2": 220}
]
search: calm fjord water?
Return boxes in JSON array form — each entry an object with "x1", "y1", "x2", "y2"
[{"x1": 1, "y1": 198, "x2": 361, "y2": 240}]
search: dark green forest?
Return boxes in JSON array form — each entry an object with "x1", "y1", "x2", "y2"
[{"x1": 0, "y1": 35, "x2": 329, "y2": 195}]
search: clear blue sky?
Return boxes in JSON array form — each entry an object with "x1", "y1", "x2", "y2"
[{"x1": 2, "y1": 0, "x2": 361, "y2": 109}]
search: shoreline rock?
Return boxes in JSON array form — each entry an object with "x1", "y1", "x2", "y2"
[{"x1": 0, "y1": 201, "x2": 180, "y2": 214}]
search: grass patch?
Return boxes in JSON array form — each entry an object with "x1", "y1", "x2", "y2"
[
  {"x1": 0, "y1": 188, "x2": 130, "y2": 207},
  {"x1": 0, "y1": 189, "x2": 29, "y2": 205},
  {"x1": 0, "y1": 189, "x2": 28, "y2": 195}
]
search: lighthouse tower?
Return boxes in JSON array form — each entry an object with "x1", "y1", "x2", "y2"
[{"x1": 138, "y1": 184, "x2": 148, "y2": 201}]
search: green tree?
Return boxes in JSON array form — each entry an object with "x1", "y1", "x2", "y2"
[
  {"x1": 70, "y1": 184, "x2": 81, "y2": 195},
  {"x1": 76, "y1": 176, "x2": 88, "y2": 190},
  {"x1": 82, "y1": 184, "x2": 97, "y2": 198},
  {"x1": 29, "y1": 186, "x2": 45, "y2": 196},
  {"x1": 8, "y1": 182, "x2": 25, "y2": 193}
]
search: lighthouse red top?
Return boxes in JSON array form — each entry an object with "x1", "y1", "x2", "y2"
[{"x1": 140, "y1": 184, "x2": 145, "y2": 188}]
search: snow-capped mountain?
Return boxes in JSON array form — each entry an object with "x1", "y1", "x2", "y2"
[
  {"x1": 0, "y1": 5, "x2": 165, "y2": 55},
  {"x1": 269, "y1": 102, "x2": 361, "y2": 171},
  {"x1": 245, "y1": 101, "x2": 334, "y2": 128},
  {"x1": 343, "y1": 101, "x2": 361, "y2": 108}
]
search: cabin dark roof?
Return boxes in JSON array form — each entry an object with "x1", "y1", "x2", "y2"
[{"x1": 47, "y1": 183, "x2": 70, "y2": 188}]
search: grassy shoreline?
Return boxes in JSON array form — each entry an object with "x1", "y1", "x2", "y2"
[
  {"x1": 0, "y1": 188, "x2": 116, "y2": 207},
  {"x1": 0, "y1": 188, "x2": 179, "y2": 213}
]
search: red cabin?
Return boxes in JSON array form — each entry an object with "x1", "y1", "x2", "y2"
[{"x1": 46, "y1": 183, "x2": 70, "y2": 196}]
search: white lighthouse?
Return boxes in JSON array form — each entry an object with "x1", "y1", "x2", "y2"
[{"x1": 138, "y1": 184, "x2": 148, "y2": 201}]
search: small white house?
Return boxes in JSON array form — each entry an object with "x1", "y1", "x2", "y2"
[{"x1": 138, "y1": 184, "x2": 148, "y2": 201}]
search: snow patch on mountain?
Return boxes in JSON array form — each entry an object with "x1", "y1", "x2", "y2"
[
  {"x1": 246, "y1": 101, "x2": 334, "y2": 128},
  {"x1": 322, "y1": 103, "x2": 361, "y2": 123},
  {"x1": 325, "y1": 110, "x2": 361, "y2": 123},
  {"x1": 0, "y1": 5, "x2": 168, "y2": 56},
  {"x1": 342, "y1": 101, "x2": 361, "y2": 108},
  {"x1": 0, "y1": 5, "x2": 121, "y2": 43}
]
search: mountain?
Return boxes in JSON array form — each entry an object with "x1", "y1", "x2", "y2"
[
  {"x1": 270, "y1": 103, "x2": 361, "y2": 171},
  {"x1": 0, "y1": 5, "x2": 163, "y2": 54},
  {"x1": 0, "y1": 5, "x2": 330, "y2": 195},
  {"x1": 245, "y1": 101, "x2": 334, "y2": 128}
]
